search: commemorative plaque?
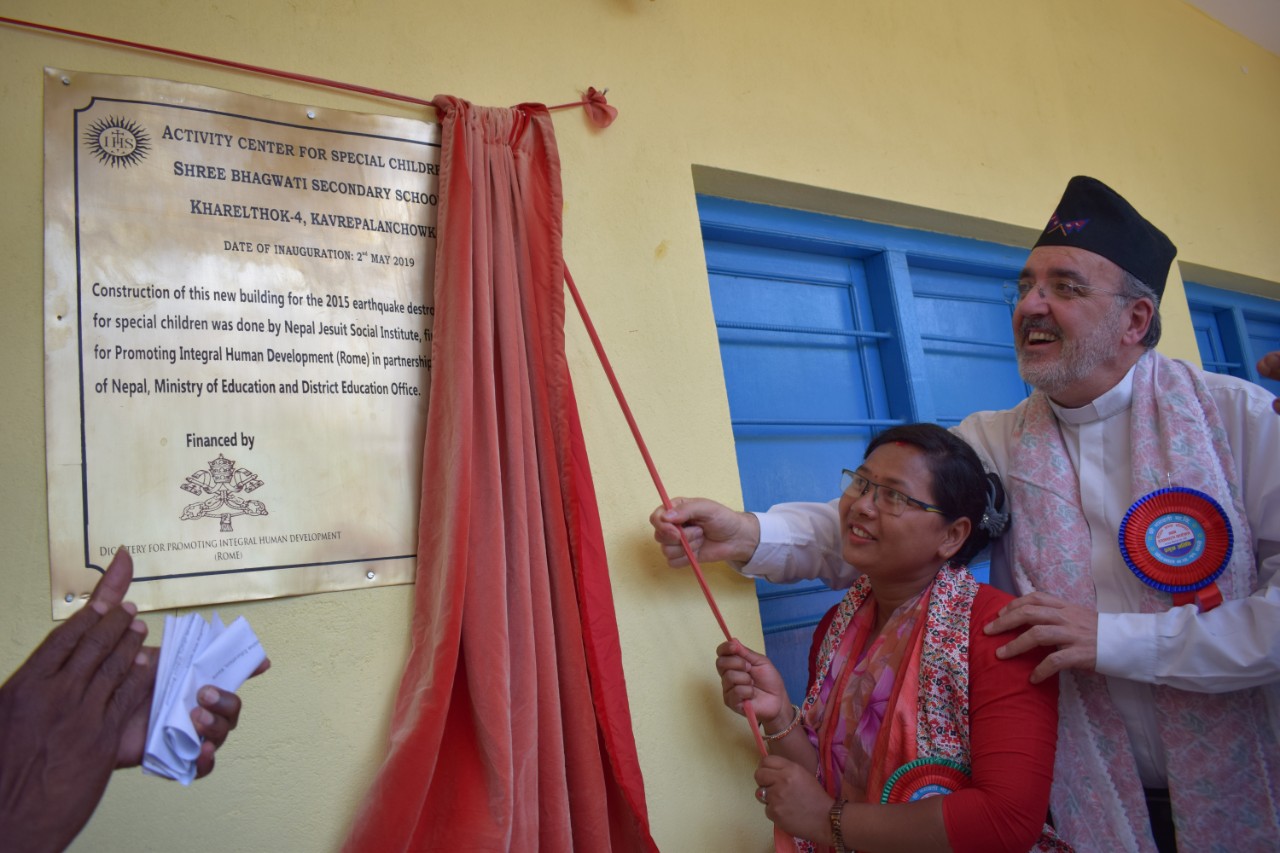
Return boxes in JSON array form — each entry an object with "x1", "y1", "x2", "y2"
[{"x1": 44, "y1": 69, "x2": 440, "y2": 616}]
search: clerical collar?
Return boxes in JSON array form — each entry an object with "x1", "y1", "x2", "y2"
[{"x1": 1049, "y1": 358, "x2": 1140, "y2": 425}]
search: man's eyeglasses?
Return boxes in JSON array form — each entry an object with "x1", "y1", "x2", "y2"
[
  {"x1": 840, "y1": 469, "x2": 944, "y2": 517},
  {"x1": 1002, "y1": 279, "x2": 1127, "y2": 306}
]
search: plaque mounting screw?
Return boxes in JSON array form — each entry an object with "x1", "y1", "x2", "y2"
[
  {"x1": 307, "y1": 110, "x2": 316, "y2": 119},
  {"x1": 61, "y1": 76, "x2": 71, "y2": 85},
  {"x1": 366, "y1": 571, "x2": 376, "y2": 579}
]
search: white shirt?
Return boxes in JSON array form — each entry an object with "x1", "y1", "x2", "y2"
[{"x1": 740, "y1": 361, "x2": 1280, "y2": 786}]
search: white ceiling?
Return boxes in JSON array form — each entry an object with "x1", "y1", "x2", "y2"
[{"x1": 1185, "y1": 0, "x2": 1280, "y2": 56}]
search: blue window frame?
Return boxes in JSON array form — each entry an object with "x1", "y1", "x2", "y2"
[
  {"x1": 699, "y1": 196, "x2": 1031, "y2": 700},
  {"x1": 1185, "y1": 282, "x2": 1280, "y2": 397}
]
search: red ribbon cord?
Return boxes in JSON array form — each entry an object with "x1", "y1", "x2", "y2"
[
  {"x1": 0, "y1": 16, "x2": 613, "y2": 121},
  {"x1": 8, "y1": 0, "x2": 734, "y2": 754},
  {"x1": 563, "y1": 266, "x2": 767, "y2": 758},
  {"x1": 546, "y1": 87, "x2": 618, "y2": 128}
]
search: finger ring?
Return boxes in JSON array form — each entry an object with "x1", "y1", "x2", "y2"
[{"x1": 755, "y1": 787, "x2": 767, "y2": 804}]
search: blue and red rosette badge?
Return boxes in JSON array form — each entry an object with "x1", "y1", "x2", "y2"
[{"x1": 1118, "y1": 487, "x2": 1233, "y2": 611}]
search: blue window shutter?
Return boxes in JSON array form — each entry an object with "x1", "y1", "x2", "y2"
[
  {"x1": 1186, "y1": 281, "x2": 1280, "y2": 396},
  {"x1": 698, "y1": 196, "x2": 1030, "y2": 701}
]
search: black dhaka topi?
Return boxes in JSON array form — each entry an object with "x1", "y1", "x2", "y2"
[{"x1": 1033, "y1": 175, "x2": 1176, "y2": 297}]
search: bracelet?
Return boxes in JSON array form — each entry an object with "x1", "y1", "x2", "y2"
[
  {"x1": 829, "y1": 798, "x2": 849, "y2": 853},
  {"x1": 761, "y1": 704, "x2": 802, "y2": 741}
]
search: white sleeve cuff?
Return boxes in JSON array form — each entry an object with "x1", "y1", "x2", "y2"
[
  {"x1": 735, "y1": 511, "x2": 788, "y2": 577},
  {"x1": 1095, "y1": 611, "x2": 1159, "y2": 682}
]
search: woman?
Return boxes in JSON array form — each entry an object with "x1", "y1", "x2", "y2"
[{"x1": 718, "y1": 424, "x2": 1068, "y2": 853}]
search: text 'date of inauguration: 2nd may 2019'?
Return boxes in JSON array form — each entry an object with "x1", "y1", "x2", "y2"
[{"x1": 44, "y1": 68, "x2": 441, "y2": 617}]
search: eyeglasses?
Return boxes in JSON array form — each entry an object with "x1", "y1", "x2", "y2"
[
  {"x1": 840, "y1": 469, "x2": 944, "y2": 517},
  {"x1": 1002, "y1": 279, "x2": 1127, "y2": 306}
]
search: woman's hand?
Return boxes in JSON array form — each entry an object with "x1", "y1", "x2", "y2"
[
  {"x1": 755, "y1": 754, "x2": 833, "y2": 842},
  {"x1": 716, "y1": 639, "x2": 790, "y2": 728}
]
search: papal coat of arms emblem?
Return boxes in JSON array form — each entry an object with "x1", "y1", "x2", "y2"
[{"x1": 180, "y1": 453, "x2": 268, "y2": 532}]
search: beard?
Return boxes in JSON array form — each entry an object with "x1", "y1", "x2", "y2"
[{"x1": 1016, "y1": 308, "x2": 1127, "y2": 398}]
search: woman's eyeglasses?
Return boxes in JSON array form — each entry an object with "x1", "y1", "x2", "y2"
[{"x1": 840, "y1": 469, "x2": 944, "y2": 517}]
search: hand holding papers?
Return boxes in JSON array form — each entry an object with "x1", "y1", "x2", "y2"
[
  {"x1": 1, "y1": 548, "x2": 267, "y2": 848},
  {"x1": 144, "y1": 613, "x2": 267, "y2": 784}
]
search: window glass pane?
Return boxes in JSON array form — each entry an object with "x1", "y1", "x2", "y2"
[{"x1": 699, "y1": 197, "x2": 1028, "y2": 701}]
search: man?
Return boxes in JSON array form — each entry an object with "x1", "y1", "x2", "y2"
[
  {"x1": 0, "y1": 548, "x2": 267, "y2": 852},
  {"x1": 651, "y1": 177, "x2": 1280, "y2": 852}
]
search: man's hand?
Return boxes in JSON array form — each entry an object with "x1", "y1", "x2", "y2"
[
  {"x1": 984, "y1": 591, "x2": 1098, "y2": 683},
  {"x1": 98, "y1": 550, "x2": 270, "y2": 778},
  {"x1": 0, "y1": 547, "x2": 273, "y2": 853},
  {"x1": 0, "y1": 548, "x2": 151, "y2": 853},
  {"x1": 648, "y1": 497, "x2": 761, "y2": 568},
  {"x1": 1258, "y1": 351, "x2": 1280, "y2": 414},
  {"x1": 113, "y1": 657, "x2": 264, "y2": 779}
]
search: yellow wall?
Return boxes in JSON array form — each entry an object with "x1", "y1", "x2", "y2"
[{"x1": 2, "y1": 2, "x2": 1277, "y2": 850}]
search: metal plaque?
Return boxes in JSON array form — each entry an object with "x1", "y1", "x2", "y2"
[{"x1": 44, "y1": 69, "x2": 440, "y2": 617}]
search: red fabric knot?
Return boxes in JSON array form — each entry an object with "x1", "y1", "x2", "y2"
[
  {"x1": 549, "y1": 87, "x2": 618, "y2": 127},
  {"x1": 582, "y1": 86, "x2": 617, "y2": 128}
]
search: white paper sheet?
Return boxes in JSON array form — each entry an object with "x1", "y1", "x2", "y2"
[{"x1": 143, "y1": 613, "x2": 266, "y2": 784}]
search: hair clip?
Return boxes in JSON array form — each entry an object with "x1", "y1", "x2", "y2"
[{"x1": 979, "y1": 475, "x2": 1011, "y2": 537}]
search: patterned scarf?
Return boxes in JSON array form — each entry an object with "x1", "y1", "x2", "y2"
[
  {"x1": 798, "y1": 566, "x2": 1067, "y2": 852},
  {"x1": 1006, "y1": 350, "x2": 1279, "y2": 852}
]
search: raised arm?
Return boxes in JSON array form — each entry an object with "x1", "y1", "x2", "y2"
[
  {"x1": 0, "y1": 549, "x2": 152, "y2": 853},
  {"x1": 651, "y1": 495, "x2": 861, "y2": 588},
  {"x1": 649, "y1": 497, "x2": 762, "y2": 567},
  {"x1": 92, "y1": 548, "x2": 271, "y2": 778}
]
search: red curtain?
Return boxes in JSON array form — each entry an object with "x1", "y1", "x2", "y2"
[{"x1": 344, "y1": 97, "x2": 657, "y2": 852}]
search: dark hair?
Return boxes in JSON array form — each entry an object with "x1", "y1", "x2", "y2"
[{"x1": 864, "y1": 423, "x2": 1007, "y2": 566}]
